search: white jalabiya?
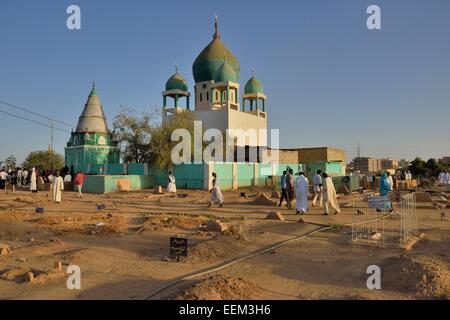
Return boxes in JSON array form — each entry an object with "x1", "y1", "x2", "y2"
[
  {"x1": 210, "y1": 177, "x2": 224, "y2": 204},
  {"x1": 295, "y1": 175, "x2": 309, "y2": 213},
  {"x1": 388, "y1": 176, "x2": 394, "y2": 191},
  {"x1": 30, "y1": 168, "x2": 37, "y2": 191},
  {"x1": 167, "y1": 174, "x2": 177, "y2": 193},
  {"x1": 322, "y1": 177, "x2": 341, "y2": 214},
  {"x1": 64, "y1": 174, "x2": 72, "y2": 182},
  {"x1": 444, "y1": 172, "x2": 450, "y2": 185},
  {"x1": 52, "y1": 176, "x2": 64, "y2": 203}
]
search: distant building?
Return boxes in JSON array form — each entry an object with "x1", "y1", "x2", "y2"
[
  {"x1": 352, "y1": 157, "x2": 398, "y2": 173},
  {"x1": 438, "y1": 157, "x2": 450, "y2": 165}
]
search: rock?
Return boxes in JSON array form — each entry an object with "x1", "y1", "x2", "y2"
[
  {"x1": 0, "y1": 243, "x2": 11, "y2": 256},
  {"x1": 297, "y1": 218, "x2": 305, "y2": 224},
  {"x1": 266, "y1": 212, "x2": 285, "y2": 221},
  {"x1": 205, "y1": 220, "x2": 229, "y2": 233}
]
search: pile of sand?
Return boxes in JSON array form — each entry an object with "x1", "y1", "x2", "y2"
[
  {"x1": 36, "y1": 214, "x2": 129, "y2": 235},
  {"x1": 382, "y1": 255, "x2": 450, "y2": 298},
  {"x1": 251, "y1": 193, "x2": 276, "y2": 206},
  {"x1": 146, "y1": 214, "x2": 208, "y2": 231},
  {"x1": 174, "y1": 274, "x2": 261, "y2": 300},
  {"x1": 186, "y1": 235, "x2": 246, "y2": 264}
]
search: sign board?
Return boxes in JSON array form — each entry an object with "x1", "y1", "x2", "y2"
[
  {"x1": 170, "y1": 237, "x2": 188, "y2": 260},
  {"x1": 368, "y1": 196, "x2": 390, "y2": 210}
]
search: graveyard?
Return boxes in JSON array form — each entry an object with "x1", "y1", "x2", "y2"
[{"x1": 1, "y1": 185, "x2": 449, "y2": 300}]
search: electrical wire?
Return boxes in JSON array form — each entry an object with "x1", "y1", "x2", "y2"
[
  {"x1": 0, "y1": 108, "x2": 71, "y2": 133},
  {"x1": 0, "y1": 100, "x2": 75, "y2": 128}
]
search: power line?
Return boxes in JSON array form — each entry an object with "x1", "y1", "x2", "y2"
[
  {"x1": 0, "y1": 108, "x2": 71, "y2": 133},
  {"x1": 0, "y1": 100, "x2": 75, "y2": 128}
]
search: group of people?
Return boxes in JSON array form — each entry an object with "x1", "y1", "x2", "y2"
[
  {"x1": 439, "y1": 170, "x2": 450, "y2": 185},
  {"x1": 0, "y1": 166, "x2": 87, "y2": 204},
  {"x1": 0, "y1": 167, "x2": 31, "y2": 191},
  {"x1": 279, "y1": 169, "x2": 341, "y2": 216}
]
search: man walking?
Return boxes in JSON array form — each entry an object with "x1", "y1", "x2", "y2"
[
  {"x1": 295, "y1": 171, "x2": 309, "y2": 214},
  {"x1": 74, "y1": 171, "x2": 87, "y2": 198},
  {"x1": 322, "y1": 172, "x2": 341, "y2": 215},
  {"x1": 278, "y1": 171, "x2": 288, "y2": 207},
  {"x1": 0, "y1": 168, "x2": 8, "y2": 190},
  {"x1": 312, "y1": 170, "x2": 323, "y2": 208},
  {"x1": 286, "y1": 169, "x2": 295, "y2": 209}
]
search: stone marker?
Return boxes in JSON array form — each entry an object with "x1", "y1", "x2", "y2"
[
  {"x1": 266, "y1": 212, "x2": 285, "y2": 221},
  {"x1": 0, "y1": 243, "x2": 11, "y2": 256},
  {"x1": 26, "y1": 272, "x2": 34, "y2": 283},
  {"x1": 54, "y1": 261, "x2": 62, "y2": 272},
  {"x1": 154, "y1": 186, "x2": 163, "y2": 194},
  {"x1": 206, "y1": 220, "x2": 229, "y2": 233}
]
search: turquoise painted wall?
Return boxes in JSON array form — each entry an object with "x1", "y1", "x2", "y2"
[
  {"x1": 173, "y1": 164, "x2": 204, "y2": 189},
  {"x1": 82, "y1": 175, "x2": 153, "y2": 194},
  {"x1": 213, "y1": 163, "x2": 233, "y2": 189}
]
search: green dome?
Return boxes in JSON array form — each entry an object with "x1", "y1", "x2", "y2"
[
  {"x1": 165, "y1": 72, "x2": 188, "y2": 92},
  {"x1": 213, "y1": 62, "x2": 237, "y2": 83},
  {"x1": 244, "y1": 76, "x2": 264, "y2": 94},
  {"x1": 192, "y1": 25, "x2": 240, "y2": 83}
]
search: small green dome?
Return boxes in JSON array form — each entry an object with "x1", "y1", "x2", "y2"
[
  {"x1": 165, "y1": 72, "x2": 188, "y2": 92},
  {"x1": 213, "y1": 62, "x2": 237, "y2": 83},
  {"x1": 244, "y1": 76, "x2": 264, "y2": 94}
]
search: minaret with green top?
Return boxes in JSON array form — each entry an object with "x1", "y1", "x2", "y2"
[{"x1": 65, "y1": 83, "x2": 120, "y2": 173}]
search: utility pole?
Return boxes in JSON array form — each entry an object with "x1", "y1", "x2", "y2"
[{"x1": 49, "y1": 120, "x2": 54, "y2": 152}]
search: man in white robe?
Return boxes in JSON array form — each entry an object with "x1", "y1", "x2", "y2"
[
  {"x1": 295, "y1": 171, "x2": 309, "y2": 214},
  {"x1": 167, "y1": 171, "x2": 177, "y2": 193},
  {"x1": 209, "y1": 172, "x2": 224, "y2": 207},
  {"x1": 312, "y1": 170, "x2": 323, "y2": 208},
  {"x1": 52, "y1": 171, "x2": 64, "y2": 204},
  {"x1": 438, "y1": 171, "x2": 444, "y2": 185},
  {"x1": 64, "y1": 174, "x2": 72, "y2": 182},
  {"x1": 387, "y1": 172, "x2": 394, "y2": 191},
  {"x1": 30, "y1": 168, "x2": 37, "y2": 193},
  {"x1": 444, "y1": 170, "x2": 450, "y2": 185},
  {"x1": 322, "y1": 172, "x2": 341, "y2": 215}
]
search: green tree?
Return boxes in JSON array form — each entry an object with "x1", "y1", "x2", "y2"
[
  {"x1": 4, "y1": 154, "x2": 17, "y2": 170},
  {"x1": 113, "y1": 107, "x2": 155, "y2": 163},
  {"x1": 22, "y1": 150, "x2": 64, "y2": 172},
  {"x1": 408, "y1": 157, "x2": 428, "y2": 178},
  {"x1": 149, "y1": 111, "x2": 195, "y2": 169}
]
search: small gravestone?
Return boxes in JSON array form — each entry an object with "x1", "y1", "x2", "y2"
[
  {"x1": 35, "y1": 207, "x2": 44, "y2": 214},
  {"x1": 170, "y1": 237, "x2": 188, "y2": 262},
  {"x1": 154, "y1": 186, "x2": 163, "y2": 194}
]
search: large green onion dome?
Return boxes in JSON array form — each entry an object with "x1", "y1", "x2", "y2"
[{"x1": 192, "y1": 17, "x2": 240, "y2": 83}]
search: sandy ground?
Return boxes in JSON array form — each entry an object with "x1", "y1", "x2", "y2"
[{"x1": 0, "y1": 186, "x2": 449, "y2": 300}]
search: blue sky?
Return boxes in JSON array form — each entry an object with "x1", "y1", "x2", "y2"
[{"x1": 0, "y1": 0, "x2": 449, "y2": 164}]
